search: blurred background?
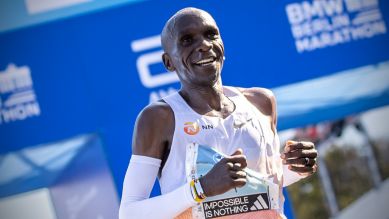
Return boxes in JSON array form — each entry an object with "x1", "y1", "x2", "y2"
[{"x1": 0, "y1": 0, "x2": 388, "y2": 218}]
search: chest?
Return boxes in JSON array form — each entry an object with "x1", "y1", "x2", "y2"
[{"x1": 175, "y1": 109, "x2": 275, "y2": 161}]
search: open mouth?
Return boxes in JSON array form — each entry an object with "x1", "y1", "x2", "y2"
[{"x1": 194, "y1": 57, "x2": 217, "y2": 66}]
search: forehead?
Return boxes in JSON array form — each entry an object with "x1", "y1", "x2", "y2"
[{"x1": 171, "y1": 11, "x2": 218, "y2": 36}]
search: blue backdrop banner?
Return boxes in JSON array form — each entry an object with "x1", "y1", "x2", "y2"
[{"x1": 1, "y1": 1, "x2": 389, "y2": 218}]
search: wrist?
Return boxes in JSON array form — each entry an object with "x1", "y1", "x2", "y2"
[
  {"x1": 199, "y1": 177, "x2": 210, "y2": 197},
  {"x1": 190, "y1": 178, "x2": 206, "y2": 203},
  {"x1": 194, "y1": 178, "x2": 206, "y2": 199}
]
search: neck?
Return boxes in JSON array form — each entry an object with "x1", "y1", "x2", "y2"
[{"x1": 180, "y1": 78, "x2": 227, "y2": 112}]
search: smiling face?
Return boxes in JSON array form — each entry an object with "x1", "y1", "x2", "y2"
[{"x1": 162, "y1": 8, "x2": 225, "y2": 87}]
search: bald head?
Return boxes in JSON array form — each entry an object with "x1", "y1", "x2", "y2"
[
  {"x1": 161, "y1": 7, "x2": 217, "y2": 52},
  {"x1": 160, "y1": 7, "x2": 225, "y2": 84}
]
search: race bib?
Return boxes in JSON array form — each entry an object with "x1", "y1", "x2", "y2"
[{"x1": 183, "y1": 143, "x2": 281, "y2": 219}]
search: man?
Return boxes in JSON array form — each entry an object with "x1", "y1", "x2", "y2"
[{"x1": 119, "y1": 7, "x2": 318, "y2": 219}]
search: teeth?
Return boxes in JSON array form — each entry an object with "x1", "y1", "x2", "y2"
[{"x1": 196, "y1": 57, "x2": 215, "y2": 65}]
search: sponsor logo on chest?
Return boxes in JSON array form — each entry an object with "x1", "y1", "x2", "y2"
[{"x1": 183, "y1": 122, "x2": 214, "y2": 135}]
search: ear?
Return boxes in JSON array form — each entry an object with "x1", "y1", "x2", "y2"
[{"x1": 162, "y1": 53, "x2": 175, "y2": 72}]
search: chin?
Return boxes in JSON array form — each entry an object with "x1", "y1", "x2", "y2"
[
  {"x1": 188, "y1": 64, "x2": 222, "y2": 86},
  {"x1": 197, "y1": 72, "x2": 220, "y2": 87}
]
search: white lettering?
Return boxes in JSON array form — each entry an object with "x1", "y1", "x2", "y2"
[
  {"x1": 1, "y1": 102, "x2": 40, "y2": 123},
  {"x1": 136, "y1": 50, "x2": 178, "y2": 88},
  {"x1": 0, "y1": 64, "x2": 33, "y2": 93},
  {"x1": 345, "y1": 0, "x2": 378, "y2": 12},
  {"x1": 0, "y1": 64, "x2": 41, "y2": 124},
  {"x1": 286, "y1": 0, "x2": 345, "y2": 25},
  {"x1": 286, "y1": 3, "x2": 305, "y2": 25},
  {"x1": 295, "y1": 27, "x2": 354, "y2": 52},
  {"x1": 351, "y1": 21, "x2": 387, "y2": 40},
  {"x1": 331, "y1": 14, "x2": 350, "y2": 29},
  {"x1": 296, "y1": 38, "x2": 311, "y2": 52},
  {"x1": 302, "y1": 1, "x2": 325, "y2": 20},
  {"x1": 286, "y1": 0, "x2": 387, "y2": 53},
  {"x1": 211, "y1": 205, "x2": 249, "y2": 217},
  {"x1": 131, "y1": 35, "x2": 161, "y2": 52},
  {"x1": 311, "y1": 18, "x2": 332, "y2": 33},
  {"x1": 203, "y1": 197, "x2": 249, "y2": 210},
  {"x1": 321, "y1": 0, "x2": 344, "y2": 16},
  {"x1": 131, "y1": 35, "x2": 179, "y2": 88}
]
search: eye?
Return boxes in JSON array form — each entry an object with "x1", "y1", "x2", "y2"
[
  {"x1": 206, "y1": 30, "x2": 218, "y2": 39},
  {"x1": 180, "y1": 35, "x2": 193, "y2": 45}
]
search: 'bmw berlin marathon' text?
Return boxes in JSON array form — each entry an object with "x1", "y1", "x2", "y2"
[{"x1": 286, "y1": 0, "x2": 387, "y2": 53}]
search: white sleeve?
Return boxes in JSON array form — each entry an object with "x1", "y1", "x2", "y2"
[
  {"x1": 283, "y1": 165, "x2": 307, "y2": 187},
  {"x1": 273, "y1": 132, "x2": 307, "y2": 187},
  {"x1": 119, "y1": 155, "x2": 197, "y2": 219}
]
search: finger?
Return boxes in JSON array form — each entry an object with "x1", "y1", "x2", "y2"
[
  {"x1": 232, "y1": 178, "x2": 247, "y2": 188},
  {"x1": 285, "y1": 141, "x2": 314, "y2": 152},
  {"x1": 284, "y1": 157, "x2": 316, "y2": 166},
  {"x1": 298, "y1": 164, "x2": 318, "y2": 176},
  {"x1": 231, "y1": 162, "x2": 242, "y2": 171},
  {"x1": 283, "y1": 149, "x2": 317, "y2": 159},
  {"x1": 306, "y1": 158, "x2": 317, "y2": 166},
  {"x1": 284, "y1": 140, "x2": 297, "y2": 152},
  {"x1": 283, "y1": 157, "x2": 307, "y2": 166},
  {"x1": 230, "y1": 148, "x2": 243, "y2": 156},
  {"x1": 286, "y1": 140, "x2": 297, "y2": 146},
  {"x1": 226, "y1": 162, "x2": 234, "y2": 169},
  {"x1": 230, "y1": 170, "x2": 247, "y2": 179},
  {"x1": 284, "y1": 141, "x2": 314, "y2": 153},
  {"x1": 227, "y1": 155, "x2": 247, "y2": 169},
  {"x1": 305, "y1": 149, "x2": 318, "y2": 159}
]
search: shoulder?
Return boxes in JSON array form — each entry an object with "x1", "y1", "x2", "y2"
[
  {"x1": 137, "y1": 100, "x2": 174, "y2": 124},
  {"x1": 236, "y1": 87, "x2": 276, "y2": 116},
  {"x1": 234, "y1": 86, "x2": 277, "y2": 128},
  {"x1": 132, "y1": 100, "x2": 175, "y2": 158}
]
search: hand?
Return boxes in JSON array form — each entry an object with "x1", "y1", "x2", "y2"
[
  {"x1": 281, "y1": 140, "x2": 318, "y2": 176},
  {"x1": 199, "y1": 148, "x2": 247, "y2": 197}
]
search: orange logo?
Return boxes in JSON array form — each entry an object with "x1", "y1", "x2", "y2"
[{"x1": 184, "y1": 122, "x2": 200, "y2": 135}]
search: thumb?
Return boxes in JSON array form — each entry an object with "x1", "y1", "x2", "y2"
[
  {"x1": 284, "y1": 140, "x2": 297, "y2": 152},
  {"x1": 231, "y1": 148, "x2": 243, "y2": 156},
  {"x1": 286, "y1": 140, "x2": 297, "y2": 146}
]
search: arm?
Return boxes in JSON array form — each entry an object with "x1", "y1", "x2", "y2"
[
  {"x1": 240, "y1": 87, "x2": 318, "y2": 186},
  {"x1": 119, "y1": 102, "x2": 197, "y2": 219},
  {"x1": 119, "y1": 101, "x2": 250, "y2": 219}
]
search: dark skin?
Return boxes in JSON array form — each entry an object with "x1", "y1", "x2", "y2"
[{"x1": 132, "y1": 8, "x2": 318, "y2": 197}]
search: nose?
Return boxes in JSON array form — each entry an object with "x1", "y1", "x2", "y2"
[{"x1": 197, "y1": 38, "x2": 212, "y2": 52}]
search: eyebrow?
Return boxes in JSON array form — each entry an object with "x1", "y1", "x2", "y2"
[{"x1": 177, "y1": 25, "x2": 219, "y2": 37}]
